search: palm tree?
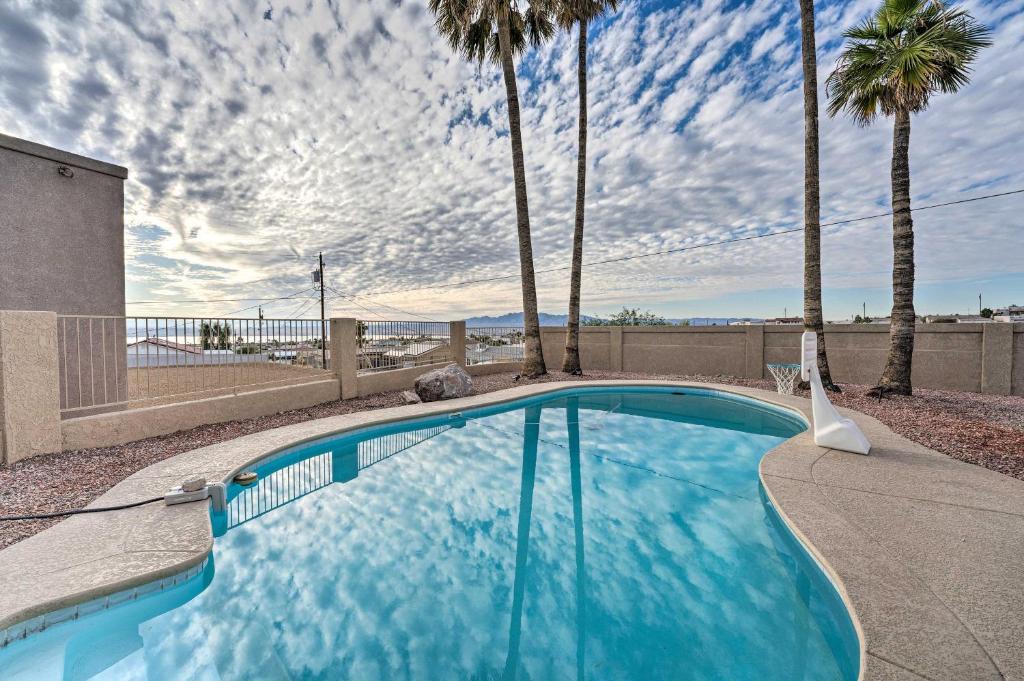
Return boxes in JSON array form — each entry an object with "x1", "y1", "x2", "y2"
[
  {"x1": 826, "y1": 0, "x2": 990, "y2": 395},
  {"x1": 798, "y1": 0, "x2": 839, "y2": 392},
  {"x1": 503, "y1": 404, "x2": 541, "y2": 678},
  {"x1": 565, "y1": 397, "x2": 587, "y2": 679},
  {"x1": 556, "y1": 0, "x2": 617, "y2": 375},
  {"x1": 429, "y1": 0, "x2": 554, "y2": 377}
]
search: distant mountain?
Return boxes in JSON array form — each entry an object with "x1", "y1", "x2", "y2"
[
  {"x1": 466, "y1": 313, "x2": 763, "y2": 327},
  {"x1": 466, "y1": 312, "x2": 582, "y2": 327}
]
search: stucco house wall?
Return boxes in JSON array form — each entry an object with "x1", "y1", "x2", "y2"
[{"x1": 0, "y1": 134, "x2": 127, "y2": 317}]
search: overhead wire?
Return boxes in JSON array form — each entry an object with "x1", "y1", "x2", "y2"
[
  {"x1": 217, "y1": 287, "x2": 317, "y2": 317},
  {"x1": 123, "y1": 187, "x2": 1022, "y2": 311},
  {"x1": 352, "y1": 187, "x2": 1024, "y2": 298},
  {"x1": 326, "y1": 286, "x2": 440, "y2": 321}
]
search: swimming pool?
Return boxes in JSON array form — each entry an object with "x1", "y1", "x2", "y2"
[{"x1": 0, "y1": 386, "x2": 859, "y2": 680}]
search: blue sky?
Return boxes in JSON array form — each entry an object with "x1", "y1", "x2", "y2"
[{"x1": 2, "y1": 0, "x2": 1022, "y2": 320}]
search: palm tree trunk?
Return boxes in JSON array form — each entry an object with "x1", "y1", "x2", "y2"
[
  {"x1": 562, "y1": 19, "x2": 588, "y2": 375},
  {"x1": 503, "y1": 404, "x2": 541, "y2": 679},
  {"x1": 878, "y1": 107, "x2": 915, "y2": 395},
  {"x1": 798, "y1": 0, "x2": 839, "y2": 392},
  {"x1": 497, "y1": 9, "x2": 546, "y2": 377},
  {"x1": 566, "y1": 398, "x2": 586, "y2": 680}
]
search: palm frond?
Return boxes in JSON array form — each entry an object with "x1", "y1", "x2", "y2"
[
  {"x1": 827, "y1": 0, "x2": 991, "y2": 122},
  {"x1": 523, "y1": 4, "x2": 556, "y2": 47},
  {"x1": 428, "y1": 0, "x2": 555, "y2": 65}
]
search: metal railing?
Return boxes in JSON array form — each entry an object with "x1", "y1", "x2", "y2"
[
  {"x1": 465, "y1": 326, "x2": 526, "y2": 365},
  {"x1": 357, "y1": 424, "x2": 452, "y2": 469},
  {"x1": 227, "y1": 452, "x2": 333, "y2": 529},
  {"x1": 356, "y1": 320, "x2": 453, "y2": 373},
  {"x1": 57, "y1": 315, "x2": 330, "y2": 415},
  {"x1": 225, "y1": 423, "x2": 452, "y2": 529}
]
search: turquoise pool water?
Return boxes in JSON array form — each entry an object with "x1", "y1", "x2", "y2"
[{"x1": 0, "y1": 387, "x2": 859, "y2": 680}]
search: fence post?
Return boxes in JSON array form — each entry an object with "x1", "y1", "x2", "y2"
[
  {"x1": 330, "y1": 318, "x2": 359, "y2": 400},
  {"x1": 744, "y1": 325, "x2": 765, "y2": 379},
  {"x1": 981, "y1": 323, "x2": 1013, "y2": 395},
  {"x1": 451, "y1": 320, "x2": 467, "y2": 367},
  {"x1": 0, "y1": 310, "x2": 62, "y2": 463}
]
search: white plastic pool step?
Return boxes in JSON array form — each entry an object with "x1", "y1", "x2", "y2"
[{"x1": 801, "y1": 331, "x2": 871, "y2": 455}]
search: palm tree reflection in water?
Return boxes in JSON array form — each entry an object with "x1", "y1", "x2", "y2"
[{"x1": 501, "y1": 399, "x2": 588, "y2": 681}]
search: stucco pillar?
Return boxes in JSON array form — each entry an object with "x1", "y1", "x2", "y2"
[
  {"x1": 330, "y1": 318, "x2": 359, "y2": 400},
  {"x1": 981, "y1": 323, "x2": 1013, "y2": 395},
  {"x1": 609, "y1": 326, "x2": 624, "y2": 372},
  {"x1": 0, "y1": 310, "x2": 62, "y2": 463},
  {"x1": 451, "y1": 321, "x2": 467, "y2": 367},
  {"x1": 331, "y1": 443, "x2": 359, "y2": 484},
  {"x1": 744, "y1": 325, "x2": 765, "y2": 379}
]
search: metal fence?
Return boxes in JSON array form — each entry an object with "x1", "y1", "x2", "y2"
[
  {"x1": 465, "y1": 326, "x2": 525, "y2": 365},
  {"x1": 356, "y1": 320, "x2": 453, "y2": 373},
  {"x1": 357, "y1": 424, "x2": 452, "y2": 469},
  {"x1": 225, "y1": 423, "x2": 452, "y2": 529},
  {"x1": 57, "y1": 315, "x2": 330, "y2": 415}
]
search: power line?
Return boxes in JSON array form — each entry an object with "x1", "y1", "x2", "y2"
[
  {"x1": 286, "y1": 295, "x2": 321, "y2": 319},
  {"x1": 327, "y1": 286, "x2": 441, "y2": 321},
  {"x1": 217, "y1": 287, "x2": 316, "y2": 317},
  {"x1": 122, "y1": 186, "x2": 1022, "y2": 309},
  {"x1": 127, "y1": 287, "x2": 314, "y2": 308},
  {"x1": 128, "y1": 297, "x2": 289, "y2": 304},
  {"x1": 355, "y1": 187, "x2": 1024, "y2": 297},
  {"x1": 169, "y1": 249, "x2": 312, "y2": 260},
  {"x1": 324, "y1": 286, "x2": 392, "y2": 321}
]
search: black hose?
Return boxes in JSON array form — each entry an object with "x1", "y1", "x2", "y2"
[{"x1": 0, "y1": 496, "x2": 165, "y2": 522}]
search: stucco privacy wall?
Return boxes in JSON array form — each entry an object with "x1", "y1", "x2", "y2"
[
  {"x1": 541, "y1": 323, "x2": 1020, "y2": 393},
  {"x1": 0, "y1": 134, "x2": 127, "y2": 317},
  {"x1": 1014, "y1": 327, "x2": 1024, "y2": 396},
  {"x1": 3, "y1": 318, "x2": 1021, "y2": 459},
  {"x1": 0, "y1": 311, "x2": 62, "y2": 464},
  {"x1": 61, "y1": 379, "x2": 340, "y2": 451}
]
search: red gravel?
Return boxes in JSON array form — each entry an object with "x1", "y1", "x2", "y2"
[{"x1": 2, "y1": 371, "x2": 1021, "y2": 550}]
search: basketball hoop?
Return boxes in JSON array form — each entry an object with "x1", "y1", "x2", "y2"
[{"x1": 766, "y1": 363, "x2": 801, "y2": 395}]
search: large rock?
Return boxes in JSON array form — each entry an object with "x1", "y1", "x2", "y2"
[{"x1": 414, "y1": 363, "x2": 473, "y2": 402}]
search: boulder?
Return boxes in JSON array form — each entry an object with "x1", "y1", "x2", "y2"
[
  {"x1": 402, "y1": 390, "x2": 421, "y2": 405},
  {"x1": 414, "y1": 363, "x2": 473, "y2": 403}
]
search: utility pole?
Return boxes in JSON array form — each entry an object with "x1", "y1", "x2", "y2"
[
  {"x1": 978, "y1": 293, "x2": 982, "y2": 315},
  {"x1": 258, "y1": 306, "x2": 264, "y2": 358},
  {"x1": 319, "y1": 252, "x2": 326, "y2": 369},
  {"x1": 862, "y1": 302, "x2": 866, "y2": 319}
]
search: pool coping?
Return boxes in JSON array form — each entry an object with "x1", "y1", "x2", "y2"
[{"x1": 1, "y1": 380, "x2": 1022, "y2": 680}]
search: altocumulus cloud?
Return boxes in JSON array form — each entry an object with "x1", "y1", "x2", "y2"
[{"x1": 1, "y1": 0, "x2": 1022, "y2": 318}]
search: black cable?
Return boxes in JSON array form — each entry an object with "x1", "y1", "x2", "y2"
[
  {"x1": 0, "y1": 496, "x2": 165, "y2": 522},
  {"x1": 354, "y1": 187, "x2": 1024, "y2": 297},
  {"x1": 327, "y1": 286, "x2": 440, "y2": 322}
]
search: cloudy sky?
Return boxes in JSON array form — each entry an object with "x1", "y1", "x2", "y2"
[{"x1": 2, "y1": 0, "x2": 1022, "y2": 321}]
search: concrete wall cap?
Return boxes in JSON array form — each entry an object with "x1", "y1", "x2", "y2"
[{"x1": 0, "y1": 133, "x2": 128, "y2": 180}]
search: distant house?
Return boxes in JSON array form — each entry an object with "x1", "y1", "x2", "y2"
[
  {"x1": 126, "y1": 338, "x2": 202, "y2": 367},
  {"x1": 385, "y1": 342, "x2": 450, "y2": 368},
  {"x1": 466, "y1": 341, "x2": 524, "y2": 365},
  {"x1": 993, "y1": 305, "x2": 1024, "y2": 323},
  {"x1": 126, "y1": 337, "x2": 248, "y2": 368},
  {"x1": 923, "y1": 314, "x2": 992, "y2": 323},
  {"x1": 764, "y1": 317, "x2": 803, "y2": 325},
  {"x1": 357, "y1": 340, "x2": 451, "y2": 371}
]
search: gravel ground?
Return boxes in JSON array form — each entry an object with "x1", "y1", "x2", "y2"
[{"x1": 2, "y1": 370, "x2": 1022, "y2": 550}]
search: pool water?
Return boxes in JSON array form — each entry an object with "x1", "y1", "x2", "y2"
[{"x1": 0, "y1": 387, "x2": 859, "y2": 680}]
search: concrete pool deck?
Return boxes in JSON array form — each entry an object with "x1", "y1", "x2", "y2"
[{"x1": 0, "y1": 380, "x2": 1021, "y2": 680}]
